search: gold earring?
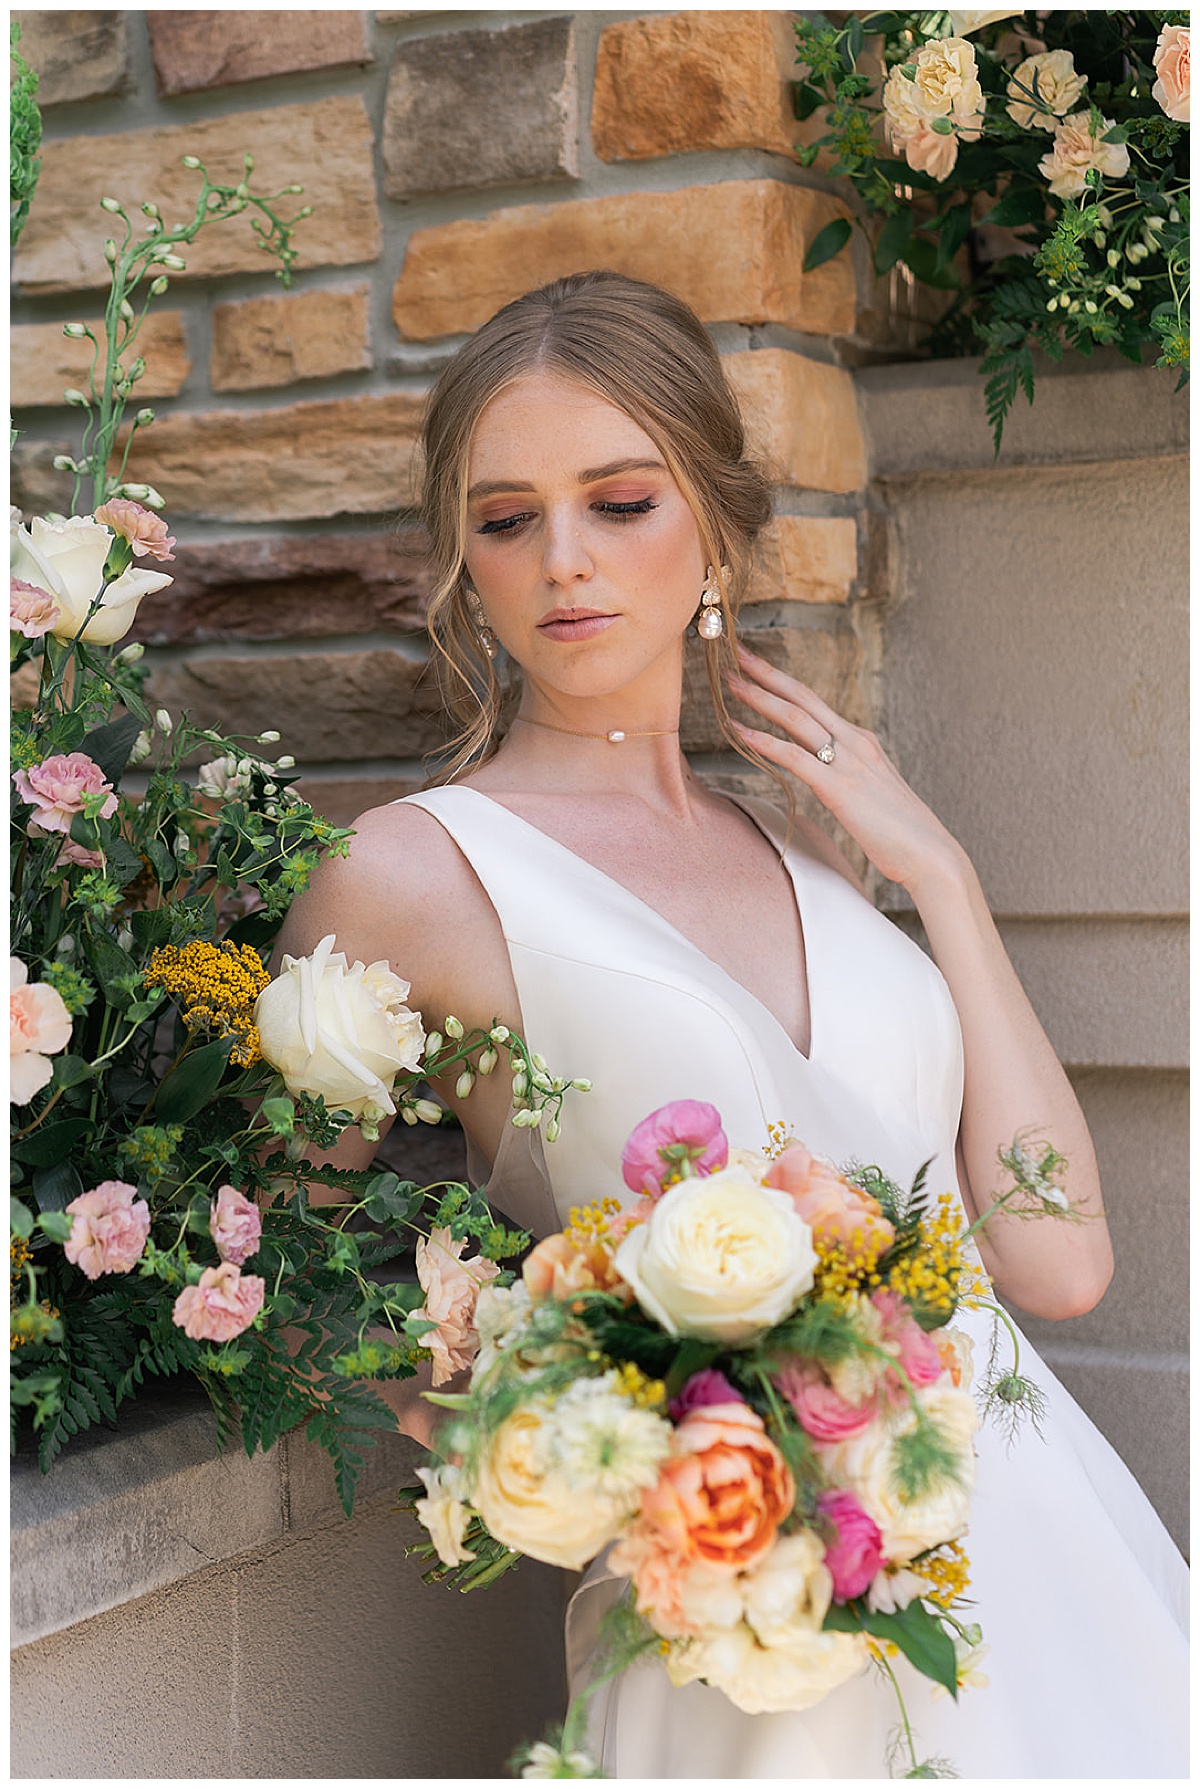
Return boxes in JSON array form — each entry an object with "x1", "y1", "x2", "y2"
[
  {"x1": 698, "y1": 564, "x2": 731, "y2": 640},
  {"x1": 465, "y1": 585, "x2": 497, "y2": 660}
]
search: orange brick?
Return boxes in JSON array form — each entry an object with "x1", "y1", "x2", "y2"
[
  {"x1": 745, "y1": 516, "x2": 859, "y2": 606},
  {"x1": 210, "y1": 285, "x2": 372, "y2": 392},
  {"x1": 11, "y1": 312, "x2": 190, "y2": 408},
  {"x1": 724, "y1": 349, "x2": 865, "y2": 494}
]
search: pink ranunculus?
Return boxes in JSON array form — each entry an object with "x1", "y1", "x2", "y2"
[
  {"x1": 173, "y1": 1260, "x2": 266, "y2": 1342},
  {"x1": 10, "y1": 958, "x2": 73, "y2": 1105},
  {"x1": 621, "y1": 1100, "x2": 728, "y2": 1198},
  {"x1": 414, "y1": 1224, "x2": 501, "y2": 1386},
  {"x1": 871, "y1": 1288, "x2": 943, "y2": 1392},
  {"x1": 64, "y1": 1180, "x2": 150, "y2": 1279},
  {"x1": 775, "y1": 1359, "x2": 879, "y2": 1443},
  {"x1": 11, "y1": 577, "x2": 61, "y2": 638},
  {"x1": 669, "y1": 1368, "x2": 744, "y2": 1422},
  {"x1": 766, "y1": 1141, "x2": 895, "y2": 1265},
  {"x1": 12, "y1": 752, "x2": 118, "y2": 839},
  {"x1": 210, "y1": 1183, "x2": 262, "y2": 1266},
  {"x1": 818, "y1": 1488, "x2": 885, "y2": 1603},
  {"x1": 1153, "y1": 24, "x2": 1190, "y2": 123},
  {"x1": 93, "y1": 498, "x2": 177, "y2": 562}
]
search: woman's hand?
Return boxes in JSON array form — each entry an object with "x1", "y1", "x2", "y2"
[{"x1": 727, "y1": 644, "x2": 966, "y2": 896}]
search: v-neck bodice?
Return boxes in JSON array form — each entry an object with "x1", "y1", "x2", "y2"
[{"x1": 399, "y1": 785, "x2": 965, "y2": 1233}]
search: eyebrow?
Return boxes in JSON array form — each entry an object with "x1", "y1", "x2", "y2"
[{"x1": 466, "y1": 457, "x2": 667, "y2": 500}]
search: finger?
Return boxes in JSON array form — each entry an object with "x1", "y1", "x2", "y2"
[
  {"x1": 730, "y1": 719, "x2": 835, "y2": 791},
  {"x1": 734, "y1": 644, "x2": 847, "y2": 735},
  {"x1": 726, "y1": 674, "x2": 839, "y2": 758}
]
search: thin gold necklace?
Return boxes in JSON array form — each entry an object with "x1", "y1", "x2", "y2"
[{"x1": 514, "y1": 714, "x2": 679, "y2": 745}]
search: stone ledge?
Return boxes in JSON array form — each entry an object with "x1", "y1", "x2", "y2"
[
  {"x1": 10, "y1": 1378, "x2": 423, "y2": 1649},
  {"x1": 857, "y1": 354, "x2": 1189, "y2": 478}
]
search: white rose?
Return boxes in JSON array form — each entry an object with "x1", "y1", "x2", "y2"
[
  {"x1": 471, "y1": 1398, "x2": 631, "y2": 1570},
  {"x1": 613, "y1": 1167, "x2": 817, "y2": 1346},
  {"x1": 1006, "y1": 49, "x2": 1087, "y2": 131},
  {"x1": 742, "y1": 1531, "x2": 833, "y2": 1646},
  {"x1": 947, "y1": 9, "x2": 1021, "y2": 34},
  {"x1": 823, "y1": 1386, "x2": 979, "y2": 1565},
  {"x1": 414, "y1": 1461, "x2": 476, "y2": 1567},
  {"x1": 666, "y1": 1618, "x2": 867, "y2": 1715},
  {"x1": 254, "y1": 932, "x2": 425, "y2": 1119},
  {"x1": 11, "y1": 514, "x2": 172, "y2": 645}
]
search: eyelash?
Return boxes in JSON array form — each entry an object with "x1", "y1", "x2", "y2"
[{"x1": 476, "y1": 498, "x2": 658, "y2": 536}]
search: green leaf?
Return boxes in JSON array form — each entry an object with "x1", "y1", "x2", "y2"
[
  {"x1": 31, "y1": 1158, "x2": 86, "y2": 1213},
  {"x1": 983, "y1": 185, "x2": 1048, "y2": 228},
  {"x1": 843, "y1": 15, "x2": 864, "y2": 68},
  {"x1": 803, "y1": 216, "x2": 852, "y2": 274},
  {"x1": 875, "y1": 206, "x2": 914, "y2": 276},
  {"x1": 154, "y1": 1037, "x2": 234, "y2": 1125},
  {"x1": 102, "y1": 833, "x2": 146, "y2": 888},
  {"x1": 79, "y1": 713, "x2": 143, "y2": 790},
  {"x1": 51, "y1": 1054, "x2": 94, "y2": 1091},
  {"x1": 36, "y1": 1209, "x2": 74, "y2": 1243},
  {"x1": 792, "y1": 81, "x2": 827, "y2": 123},
  {"x1": 901, "y1": 235, "x2": 961, "y2": 290},
  {"x1": 12, "y1": 1117, "x2": 94, "y2": 1168},
  {"x1": 10, "y1": 1195, "x2": 35, "y2": 1240},
  {"x1": 84, "y1": 931, "x2": 139, "y2": 1001},
  {"x1": 826, "y1": 1599, "x2": 958, "y2": 1697},
  {"x1": 936, "y1": 201, "x2": 972, "y2": 271},
  {"x1": 130, "y1": 908, "x2": 175, "y2": 951},
  {"x1": 662, "y1": 1338, "x2": 719, "y2": 1401}
]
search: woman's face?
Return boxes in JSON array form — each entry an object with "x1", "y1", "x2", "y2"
[{"x1": 462, "y1": 371, "x2": 708, "y2": 712}]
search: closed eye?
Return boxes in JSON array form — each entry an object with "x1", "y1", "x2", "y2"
[
  {"x1": 596, "y1": 498, "x2": 658, "y2": 520},
  {"x1": 475, "y1": 498, "x2": 658, "y2": 537}
]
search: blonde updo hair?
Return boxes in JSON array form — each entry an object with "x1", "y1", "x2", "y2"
[{"x1": 420, "y1": 270, "x2": 776, "y2": 785}]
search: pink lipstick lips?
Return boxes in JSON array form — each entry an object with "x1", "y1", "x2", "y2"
[{"x1": 537, "y1": 607, "x2": 617, "y2": 642}]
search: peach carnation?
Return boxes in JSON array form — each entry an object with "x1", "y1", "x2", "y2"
[
  {"x1": 765, "y1": 1142, "x2": 894, "y2": 1264},
  {"x1": 64, "y1": 1180, "x2": 150, "y2": 1279},
  {"x1": 173, "y1": 1260, "x2": 266, "y2": 1342},
  {"x1": 12, "y1": 752, "x2": 118, "y2": 839},
  {"x1": 11, "y1": 578, "x2": 60, "y2": 637},
  {"x1": 1038, "y1": 111, "x2": 1130, "y2": 200},
  {"x1": 93, "y1": 498, "x2": 176, "y2": 562},
  {"x1": 636, "y1": 1400, "x2": 794, "y2": 1573},
  {"x1": 414, "y1": 1225, "x2": 501, "y2": 1386},
  {"x1": 10, "y1": 958, "x2": 73, "y2": 1105}
]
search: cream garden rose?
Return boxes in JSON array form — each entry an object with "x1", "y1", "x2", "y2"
[
  {"x1": 821, "y1": 1385, "x2": 980, "y2": 1564},
  {"x1": 10, "y1": 514, "x2": 172, "y2": 645},
  {"x1": 1006, "y1": 49, "x2": 1087, "y2": 132},
  {"x1": 613, "y1": 1167, "x2": 818, "y2": 1345},
  {"x1": 471, "y1": 1396, "x2": 637, "y2": 1570},
  {"x1": 254, "y1": 933, "x2": 425, "y2": 1120}
]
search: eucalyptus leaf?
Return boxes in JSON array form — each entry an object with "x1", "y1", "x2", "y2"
[
  {"x1": 154, "y1": 1037, "x2": 234, "y2": 1125},
  {"x1": 803, "y1": 216, "x2": 853, "y2": 274}
]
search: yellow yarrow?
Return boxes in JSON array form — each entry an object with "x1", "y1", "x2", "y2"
[
  {"x1": 565, "y1": 1195, "x2": 622, "y2": 1251},
  {"x1": 144, "y1": 939, "x2": 270, "y2": 1066},
  {"x1": 915, "y1": 1539, "x2": 972, "y2": 1609},
  {"x1": 886, "y1": 1192, "x2": 965, "y2": 1317},
  {"x1": 612, "y1": 1359, "x2": 667, "y2": 1410},
  {"x1": 812, "y1": 1233, "x2": 884, "y2": 1306}
]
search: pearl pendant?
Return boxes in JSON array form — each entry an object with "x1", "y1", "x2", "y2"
[
  {"x1": 606, "y1": 729, "x2": 626, "y2": 743},
  {"x1": 698, "y1": 607, "x2": 723, "y2": 640}
]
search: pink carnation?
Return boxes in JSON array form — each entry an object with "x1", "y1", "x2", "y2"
[
  {"x1": 621, "y1": 1099, "x2": 728, "y2": 1198},
  {"x1": 414, "y1": 1225, "x2": 501, "y2": 1386},
  {"x1": 818, "y1": 1488, "x2": 885, "y2": 1603},
  {"x1": 12, "y1": 752, "x2": 118, "y2": 838},
  {"x1": 173, "y1": 1261, "x2": 266, "y2": 1342},
  {"x1": 775, "y1": 1359, "x2": 878, "y2": 1443},
  {"x1": 64, "y1": 1180, "x2": 150, "y2": 1280},
  {"x1": 11, "y1": 577, "x2": 61, "y2": 638},
  {"x1": 668, "y1": 1368, "x2": 744, "y2": 1422},
  {"x1": 53, "y1": 837, "x2": 104, "y2": 871},
  {"x1": 93, "y1": 498, "x2": 176, "y2": 562},
  {"x1": 210, "y1": 1183, "x2": 262, "y2": 1266}
]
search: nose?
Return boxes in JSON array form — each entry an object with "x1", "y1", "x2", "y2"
[{"x1": 540, "y1": 504, "x2": 594, "y2": 588}]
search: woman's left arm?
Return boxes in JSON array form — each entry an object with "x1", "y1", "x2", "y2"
[{"x1": 729, "y1": 646, "x2": 1113, "y2": 1321}]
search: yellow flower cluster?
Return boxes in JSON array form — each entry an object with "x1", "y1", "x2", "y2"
[
  {"x1": 886, "y1": 1192, "x2": 965, "y2": 1317},
  {"x1": 764, "y1": 1119, "x2": 794, "y2": 1161},
  {"x1": 565, "y1": 1195, "x2": 622, "y2": 1251},
  {"x1": 145, "y1": 939, "x2": 270, "y2": 1066},
  {"x1": 916, "y1": 1539, "x2": 972, "y2": 1608},
  {"x1": 813, "y1": 1235, "x2": 884, "y2": 1306},
  {"x1": 11, "y1": 1235, "x2": 59, "y2": 1351},
  {"x1": 612, "y1": 1359, "x2": 667, "y2": 1410}
]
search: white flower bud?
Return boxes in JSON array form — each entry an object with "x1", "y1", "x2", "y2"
[
  {"x1": 55, "y1": 933, "x2": 76, "y2": 959},
  {"x1": 531, "y1": 1069, "x2": 553, "y2": 1091},
  {"x1": 100, "y1": 196, "x2": 122, "y2": 213},
  {"x1": 129, "y1": 730, "x2": 153, "y2": 764},
  {"x1": 1145, "y1": 214, "x2": 1166, "y2": 234},
  {"x1": 115, "y1": 641, "x2": 145, "y2": 664},
  {"x1": 135, "y1": 408, "x2": 155, "y2": 426},
  {"x1": 155, "y1": 708, "x2": 172, "y2": 731},
  {"x1": 119, "y1": 299, "x2": 135, "y2": 322},
  {"x1": 414, "y1": 1099, "x2": 443, "y2": 1125},
  {"x1": 173, "y1": 828, "x2": 190, "y2": 860},
  {"x1": 1126, "y1": 277, "x2": 1141, "y2": 291},
  {"x1": 401, "y1": 1106, "x2": 418, "y2": 1125},
  {"x1": 181, "y1": 155, "x2": 202, "y2": 170},
  {"x1": 1106, "y1": 249, "x2": 1120, "y2": 268},
  {"x1": 489, "y1": 1024, "x2": 510, "y2": 1043},
  {"x1": 544, "y1": 1115, "x2": 560, "y2": 1143},
  {"x1": 1169, "y1": 206, "x2": 1180, "y2": 222},
  {"x1": 425, "y1": 1030, "x2": 443, "y2": 1058},
  {"x1": 1116, "y1": 291, "x2": 1134, "y2": 308},
  {"x1": 455, "y1": 1070, "x2": 475, "y2": 1100},
  {"x1": 525, "y1": 1107, "x2": 543, "y2": 1129},
  {"x1": 444, "y1": 1015, "x2": 464, "y2": 1040},
  {"x1": 1046, "y1": 297, "x2": 1058, "y2": 312},
  {"x1": 263, "y1": 781, "x2": 277, "y2": 796},
  {"x1": 141, "y1": 201, "x2": 161, "y2": 218},
  {"x1": 531, "y1": 1053, "x2": 547, "y2": 1071},
  {"x1": 104, "y1": 239, "x2": 118, "y2": 264},
  {"x1": 117, "y1": 926, "x2": 134, "y2": 952},
  {"x1": 571, "y1": 1077, "x2": 592, "y2": 1093},
  {"x1": 258, "y1": 730, "x2": 281, "y2": 743},
  {"x1": 264, "y1": 802, "x2": 278, "y2": 818},
  {"x1": 1084, "y1": 300, "x2": 1098, "y2": 314},
  {"x1": 276, "y1": 754, "x2": 295, "y2": 769},
  {"x1": 159, "y1": 254, "x2": 187, "y2": 272},
  {"x1": 1105, "y1": 283, "x2": 1123, "y2": 299},
  {"x1": 512, "y1": 1072, "x2": 528, "y2": 1099},
  {"x1": 478, "y1": 1047, "x2": 498, "y2": 1076},
  {"x1": 1095, "y1": 204, "x2": 1113, "y2": 229},
  {"x1": 510, "y1": 1108, "x2": 533, "y2": 1128},
  {"x1": 52, "y1": 455, "x2": 78, "y2": 471},
  {"x1": 63, "y1": 388, "x2": 89, "y2": 407},
  {"x1": 62, "y1": 322, "x2": 89, "y2": 339},
  {"x1": 1093, "y1": 231, "x2": 1106, "y2": 249},
  {"x1": 150, "y1": 277, "x2": 169, "y2": 297}
]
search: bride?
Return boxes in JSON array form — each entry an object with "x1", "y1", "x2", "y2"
[{"x1": 274, "y1": 271, "x2": 1188, "y2": 1776}]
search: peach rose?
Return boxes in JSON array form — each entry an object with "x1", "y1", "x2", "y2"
[
  {"x1": 12, "y1": 751, "x2": 118, "y2": 839},
  {"x1": 1038, "y1": 111, "x2": 1130, "y2": 200},
  {"x1": 10, "y1": 958, "x2": 73, "y2": 1105},
  {"x1": 173, "y1": 1260, "x2": 266, "y2": 1342},
  {"x1": 523, "y1": 1229, "x2": 626, "y2": 1304},
  {"x1": 610, "y1": 1521, "x2": 744, "y2": 1639},
  {"x1": 93, "y1": 498, "x2": 176, "y2": 562},
  {"x1": 765, "y1": 1142, "x2": 894, "y2": 1264},
  {"x1": 64, "y1": 1180, "x2": 150, "y2": 1279},
  {"x1": 1153, "y1": 24, "x2": 1189, "y2": 123},
  {"x1": 210, "y1": 1183, "x2": 262, "y2": 1266},
  {"x1": 414, "y1": 1225, "x2": 501, "y2": 1386},
  {"x1": 636, "y1": 1401, "x2": 794, "y2": 1573}
]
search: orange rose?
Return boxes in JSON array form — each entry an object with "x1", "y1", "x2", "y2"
[
  {"x1": 765, "y1": 1142, "x2": 894, "y2": 1264},
  {"x1": 522, "y1": 1229, "x2": 627, "y2": 1303},
  {"x1": 610, "y1": 1522, "x2": 744, "y2": 1638},
  {"x1": 637, "y1": 1402, "x2": 794, "y2": 1572}
]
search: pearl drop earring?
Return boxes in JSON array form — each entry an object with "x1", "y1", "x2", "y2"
[{"x1": 698, "y1": 564, "x2": 731, "y2": 640}]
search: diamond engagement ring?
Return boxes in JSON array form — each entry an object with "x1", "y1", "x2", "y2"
[{"x1": 816, "y1": 737, "x2": 836, "y2": 765}]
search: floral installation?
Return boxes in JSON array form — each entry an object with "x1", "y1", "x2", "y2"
[
  {"x1": 792, "y1": 10, "x2": 1190, "y2": 447},
  {"x1": 399, "y1": 1100, "x2": 1078, "y2": 1778},
  {"x1": 9, "y1": 73, "x2": 584, "y2": 1512}
]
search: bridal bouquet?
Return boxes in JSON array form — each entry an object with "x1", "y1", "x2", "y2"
[{"x1": 402, "y1": 1101, "x2": 1074, "y2": 1775}]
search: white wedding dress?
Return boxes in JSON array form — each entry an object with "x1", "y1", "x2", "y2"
[{"x1": 402, "y1": 785, "x2": 1189, "y2": 1779}]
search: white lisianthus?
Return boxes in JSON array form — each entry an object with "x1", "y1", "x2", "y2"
[
  {"x1": 10, "y1": 514, "x2": 172, "y2": 645},
  {"x1": 665, "y1": 1617, "x2": 868, "y2": 1715},
  {"x1": 1006, "y1": 49, "x2": 1087, "y2": 131},
  {"x1": 613, "y1": 1167, "x2": 817, "y2": 1345},
  {"x1": 545, "y1": 1371, "x2": 672, "y2": 1499},
  {"x1": 823, "y1": 1386, "x2": 979, "y2": 1565},
  {"x1": 414, "y1": 1461, "x2": 476, "y2": 1567},
  {"x1": 196, "y1": 754, "x2": 255, "y2": 800},
  {"x1": 929, "y1": 1636, "x2": 991, "y2": 1698},
  {"x1": 471, "y1": 1395, "x2": 635, "y2": 1570},
  {"x1": 254, "y1": 933, "x2": 425, "y2": 1119}
]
